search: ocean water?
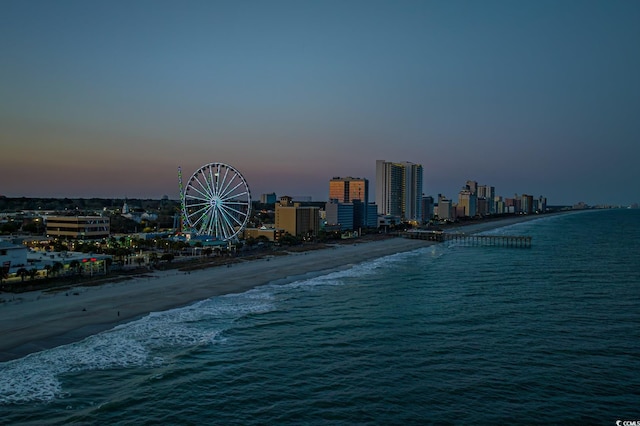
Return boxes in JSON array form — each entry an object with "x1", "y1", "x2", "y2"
[{"x1": 1, "y1": 209, "x2": 639, "y2": 425}]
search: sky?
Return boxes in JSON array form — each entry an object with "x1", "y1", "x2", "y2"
[{"x1": 1, "y1": 0, "x2": 639, "y2": 206}]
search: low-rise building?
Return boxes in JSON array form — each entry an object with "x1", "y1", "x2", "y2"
[
  {"x1": 27, "y1": 251, "x2": 111, "y2": 276},
  {"x1": 0, "y1": 240, "x2": 28, "y2": 274},
  {"x1": 45, "y1": 216, "x2": 110, "y2": 239},
  {"x1": 243, "y1": 226, "x2": 285, "y2": 242}
]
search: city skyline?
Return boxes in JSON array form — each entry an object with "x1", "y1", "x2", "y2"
[{"x1": 2, "y1": 1, "x2": 639, "y2": 206}]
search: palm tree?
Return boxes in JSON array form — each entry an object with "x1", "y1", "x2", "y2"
[
  {"x1": 69, "y1": 260, "x2": 81, "y2": 276},
  {"x1": 53, "y1": 240, "x2": 69, "y2": 252},
  {"x1": 110, "y1": 247, "x2": 131, "y2": 265},
  {"x1": 109, "y1": 236, "x2": 118, "y2": 248},
  {"x1": 52, "y1": 262, "x2": 63, "y2": 277},
  {"x1": 17, "y1": 268, "x2": 29, "y2": 282}
]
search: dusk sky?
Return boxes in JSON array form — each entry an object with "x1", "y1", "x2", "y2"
[{"x1": 2, "y1": 0, "x2": 639, "y2": 206}]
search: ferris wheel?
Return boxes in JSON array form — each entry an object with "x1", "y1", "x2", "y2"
[{"x1": 179, "y1": 162, "x2": 252, "y2": 241}]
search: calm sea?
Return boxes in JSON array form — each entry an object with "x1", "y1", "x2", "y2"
[{"x1": 1, "y1": 209, "x2": 639, "y2": 425}]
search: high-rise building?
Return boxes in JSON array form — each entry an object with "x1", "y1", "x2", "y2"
[
  {"x1": 375, "y1": 160, "x2": 423, "y2": 222},
  {"x1": 436, "y1": 194, "x2": 454, "y2": 221},
  {"x1": 505, "y1": 195, "x2": 520, "y2": 213},
  {"x1": 328, "y1": 177, "x2": 369, "y2": 229},
  {"x1": 260, "y1": 192, "x2": 277, "y2": 204},
  {"x1": 275, "y1": 196, "x2": 320, "y2": 238},
  {"x1": 477, "y1": 197, "x2": 489, "y2": 216},
  {"x1": 495, "y1": 196, "x2": 505, "y2": 214},
  {"x1": 376, "y1": 160, "x2": 404, "y2": 217},
  {"x1": 537, "y1": 196, "x2": 547, "y2": 212},
  {"x1": 421, "y1": 195, "x2": 434, "y2": 223},
  {"x1": 366, "y1": 202, "x2": 379, "y2": 228},
  {"x1": 402, "y1": 162, "x2": 424, "y2": 222},
  {"x1": 477, "y1": 185, "x2": 495, "y2": 214},
  {"x1": 466, "y1": 180, "x2": 478, "y2": 195},
  {"x1": 324, "y1": 199, "x2": 354, "y2": 231},
  {"x1": 329, "y1": 177, "x2": 368, "y2": 204},
  {"x1": 458, "y1": 188, "x2": 477, "y2": 217},
  {"x1": 521, "y1": 194, "x2": 534, "y2": 214}
]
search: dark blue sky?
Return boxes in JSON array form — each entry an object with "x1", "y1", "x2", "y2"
[{"x1": 1, "y1": 0, "x2": 639, "y2": 205}]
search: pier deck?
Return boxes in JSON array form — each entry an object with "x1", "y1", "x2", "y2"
[{"x1": 401, "y1": 230, "x2": 531, "y2": 248}]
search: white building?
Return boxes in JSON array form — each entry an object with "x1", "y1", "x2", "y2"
[{"x1": 0, "y1": 241, "x2": 28, "y2": 274}]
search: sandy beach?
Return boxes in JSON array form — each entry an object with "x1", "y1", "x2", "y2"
[{"x1": 0, "y1": 214, "x2": 552, "y2": 362}]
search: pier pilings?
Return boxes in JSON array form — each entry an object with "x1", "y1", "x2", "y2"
[{"x1": 401, "y1": 230, "x2": 531, "y2": 248}]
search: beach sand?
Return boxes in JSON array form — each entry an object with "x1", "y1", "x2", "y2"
[{"x1": 0, "y1": 214, "x2": 550, "y2": 362}]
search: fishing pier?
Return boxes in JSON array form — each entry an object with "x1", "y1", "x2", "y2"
[{"x1": 401, "y1": 230, "x2": 532, "y2": 248}]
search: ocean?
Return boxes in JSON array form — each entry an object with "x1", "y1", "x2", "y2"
[{"x1": 1, "y1": 209, "x2": 639, "y2": 425}]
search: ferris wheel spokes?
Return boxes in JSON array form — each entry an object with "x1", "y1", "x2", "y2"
[
  {"x1": 216, "y1": 165, "x2": 230, "y2": 196},
  {"x1": 218, "y1": 212, "x2": 236, "y2": 239},
  {"x1": 218, "y1": 203, "x2": 249, "y2": 223},
  {"x1": 180, "y1": 162, "x2": 252, "y2": 241},
  {"x1": 188, "y1": 177, "x2": 212, "y2": 200}
]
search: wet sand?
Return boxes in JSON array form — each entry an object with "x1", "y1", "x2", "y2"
[{"x1": 0, "y1": 213, "x2": 553, "y2": 362}]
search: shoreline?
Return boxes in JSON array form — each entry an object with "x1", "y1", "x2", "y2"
[{"x1": 0, "y1": 213, "x2": 557, "y2": 363}]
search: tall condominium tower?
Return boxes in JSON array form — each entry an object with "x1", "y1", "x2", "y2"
[
  {"x1": 328, "y1": 176, "x2": 369, "y2": 230},
  {"x1": 329, "y1": 176, "x2": 369, "y2": 204},
  {"x1": 465, "y1": 180, "x2": 478, "y2": 195},
  {"x1": 375, "y1": 160, "x2": 423, "y2": 221},
  {"x1": 457, "y1": 188, "x2": 477, "y2": 217},
  {"x1": 477, "y1": 185, "x2": 495, "y2": 214}
]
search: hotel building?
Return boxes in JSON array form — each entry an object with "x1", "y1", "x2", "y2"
[
  {"x1": 421, "y1": 195, "x2": 434, "y2": 222},
  {"x1": 477, "y1": 185, "x2": 496, "y2": 214},
  {"x1": 375, "y1": 160, "x2": 423, "y2": 222},
  {"x1": 328, "y1": 177, "x2": 370, "y2": 230},
  {"x1": 329, "y1": 177, "x2": 368, "y2": 204},
  {"x1": 275, "y1": 196, "x2": 320, "y2": 238},
  {"x1": 436, "y1": 194, "x2": 454, "y2": 221},
  {"x1": 457, "y1": 188, "x2": 477, "y2": 217},
  {"x1": 324, "y1": 199, "x2": 354, "y2": 231}
]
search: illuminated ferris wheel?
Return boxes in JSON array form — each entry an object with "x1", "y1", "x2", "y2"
[{"x1": 179, "y1": 162, "x2": 252, "y2": 241}]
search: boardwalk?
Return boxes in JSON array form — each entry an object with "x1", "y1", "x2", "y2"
[{"x1": 401, "y1": 230, "x2": 532, "y2": 248}]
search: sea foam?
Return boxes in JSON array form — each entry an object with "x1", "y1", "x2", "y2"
[
  {"x1": 0, "y1": 246, "x2": 424, "y2": 405},
  {"x1": 0, "y1": 283, "x2": 276, "y2": 404}
]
